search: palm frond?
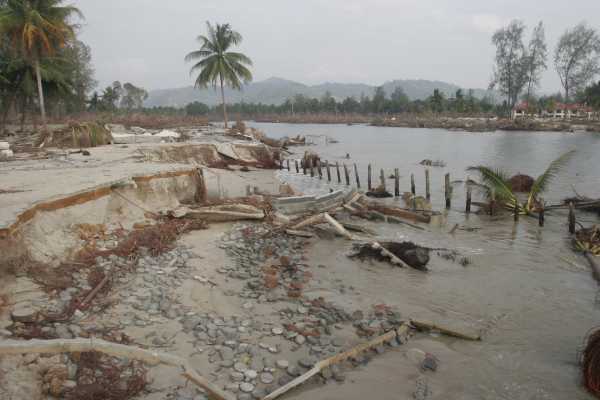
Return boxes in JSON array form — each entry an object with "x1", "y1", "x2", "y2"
[
  {"x1": 527, "y1": 150, "x2": 575, "y2": 210},
  {"x1": 466, "y1": 166, "x2": 516, "y2": 204}
]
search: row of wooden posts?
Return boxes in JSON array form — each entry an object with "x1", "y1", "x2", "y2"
[
  {"x1": 280, "y1": 158, "x2": 453, "y2": 208},
  {"x1": 279, "y1": 158, "x2": 578, "y2": 233}
]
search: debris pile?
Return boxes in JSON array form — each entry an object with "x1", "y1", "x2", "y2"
[
  {"x1": 575, "y1": 226, "x2": 600, "y2": 256},
  {"x1": 0, "y1": 141, "x2": 13, "y2": 160},
  {"x1": 36, "y1": 122, "x2": 112, "y2": 148},
  {"x1": 350, "y1": 241, "x2": 431, "y2": 271}
]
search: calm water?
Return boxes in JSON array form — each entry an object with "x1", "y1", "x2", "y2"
[{"x1": 251, "y1": 122, "x2": 600, "y2": 399}]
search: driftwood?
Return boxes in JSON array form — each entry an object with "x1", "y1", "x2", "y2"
[
  {"x1": 324, "y1": 212, "x2": 354, "y2": 240},
  {"x1": 264, "y1": 324, "x2": 410, "y2": 400},
  {"x1": 0, "y1": 338, "x2": 233, "y2": 400},
  {"x1": 368, "y1": 242, "x2": 408, "y2": 268},
  {"x1": 285, "y1": 229, "x2": 315, "y2": 238},
  {"x1": 341, "y1": 222, "x2": 376, "y2": 235},
  {"x1": 79, "y1": 274, "x2": 110, "y2": 309},
  {"x1": 291, "y1": 213, "x2": 325, "y2": 230},
  {"x1": 410, "y1": 319, "x2": 481, "y2": 341},
  {"x1": 175, "y1": 204, "x2": 265, "y2": 222}
]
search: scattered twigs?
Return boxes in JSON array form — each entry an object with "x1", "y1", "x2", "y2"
[
  {"x1": 263, "y1": 324, "x2": 410, "y2": 400},
  {"x1": 0, "y1": 338, "x2": 234, "y2": 400},
  {"x1": 410, "y1": 319, "x2": 481, "y2": 341},
  {"x1": 79, "y1": 274, "x2": 110, "y2": 310}
]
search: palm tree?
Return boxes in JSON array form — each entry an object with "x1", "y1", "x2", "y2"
[
  {"x1": 185, "y1": 22, "x2": 253, "y2": 128},
  {"x1": 0, "y1": 0, "x2": 82, "y2": 131},
  {"x1": 467, "y1": 150, "x2": 575, "y2": 215}
]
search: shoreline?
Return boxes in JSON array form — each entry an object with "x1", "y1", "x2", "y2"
[{"x1": 247, "y1": 114, "x2": 600, "y2": 133}]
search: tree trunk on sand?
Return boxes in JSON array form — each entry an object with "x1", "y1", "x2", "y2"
[
  {"x1": 34, "y1": 59, "x2": 48, "y2": 132},
  {"x1": 220, "y1": 75, "x2": 228, "y2": 129}
]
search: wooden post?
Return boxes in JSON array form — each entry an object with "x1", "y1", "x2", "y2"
[
  {"x1": 444, "y1": 173, "x2": 451, "y2": 209},
  {"x1": 539, "y1": 198, "x2": 545, "y2": 227},
  {"x1": 368, "y1": 164, "x2": 372, "y2": 191},
  {"x1": 411, "y1": 174, "x2": 416, "y2": 196},
  {"x1": 326, "y1": 161, "x2": 331, "y2": 182},
  {"x1": 343, "y1": 164, "x2": 350, "y2": 186},
  {"x1": 513, "y1": 201, "x2": 519, "y2": 221},
  {"x1": 466, "y1": 185, "x2": 472, "y2": 214},
  {"x1": 489, "y1": 188, "x2": 496, "y2": 216},
  {"x1": 310, "y1": 159, "x2": 314, "y2": 178},
  {"x1": 295, "y1": 160, "x2": 299, "y2": 174},
  {"x1": 380, "y1": 169, "x2": 386, "y2": 191},
  {"x1": 569, "y1": 202, "x2": 576, "y2": 234},
  {"x1": 286, "y1": 159, "x2": 290, "y2": 171},
  {"x1": 425, "y1": 169, "x2": 430, "y2": 200},
  {"x1": 394, "y1": 168, "x2": 400, "y2": 197},
  {"x1": 302, "y1": 159, "x2": 307, "y2": 175},
  {"x1": 279, "y1": 159, "x2": 283, "y2": 170},
  {"x1": 336, "y1": 162, "x2": 341, "y2": 183},
  {"x1": 317, "y1": 160, "x2": 323, "y2": 179},
  {"x1": 354, "y1": 164, "x2": 361, "y2": 188}
]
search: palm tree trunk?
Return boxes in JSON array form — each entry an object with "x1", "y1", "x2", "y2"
[
  {"x1": 220, "y1": 76, "x2": 228, "y2": 128},
  {"x1": 34, "y1": 59, "x2": 48, "y2": 132}
]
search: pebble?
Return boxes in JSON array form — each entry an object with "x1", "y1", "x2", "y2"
[
  {"x1": 271, "y1": 327, "x2": 284, "y2": 335},
  {"x1": 276, "y1": 360, "x2": 289, "y2": 369},
  {"x1": 287, "y1": 366, "x2": 301, "y2": 377},
  {"x1": 239, "y1": 382, "x2": 255, "y2": 393},
  {"x1": 234, "y1": 362, "x2": 248, "y2": 373},
  {"x1": 298, "y1": 358, "x2": 316, "y2": 369},
  {"x1": 295, "y1": 335, "x2": 306, "y2": 345},
  {"x1": 231, "y1": 372, "x2": 245, "y2": 382},
  {"x1": 259, "y1": 372, "x2": 274, "y2": 384},
  {"x1": 244, "y1": 370, "x2": 258, "y2": 380}
]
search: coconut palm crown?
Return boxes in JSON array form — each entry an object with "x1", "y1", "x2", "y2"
[
  {"x1": 0, "y1": 0, "x2": 82, "y2": 131},
  {"x1": 467, "y1": 150, "x2": 575, "y2": 214},
  {"x1": 185, "y1": 22, "x2": 253, "y2": 128}
]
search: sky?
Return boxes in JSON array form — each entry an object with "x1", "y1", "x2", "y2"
[{"x1": 73, "y1": 0, "x2": 600, "y2": 94}]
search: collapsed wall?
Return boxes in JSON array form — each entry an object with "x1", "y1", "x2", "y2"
[{"x1": 1, "y1": 169, "x2": 203, "y2": 267}]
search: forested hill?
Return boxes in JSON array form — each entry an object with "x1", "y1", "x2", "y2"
[{"x1": 145, "y1": 77, "x2": 496, "y2": 107}]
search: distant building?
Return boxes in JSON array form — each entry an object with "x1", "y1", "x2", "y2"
[{"x1": 512, "y1": 101, "x2": 594, "y2": 120}]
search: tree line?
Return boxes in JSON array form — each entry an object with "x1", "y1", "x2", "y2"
[{"x1": 491, "y1": 20, "x2": 600, "y2": 111}]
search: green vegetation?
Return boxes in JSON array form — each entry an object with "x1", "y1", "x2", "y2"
[
  {"x1": 468, "y1": 150, "x2": 575, "y2": 215},
  {"x1": 185, "y1": 22, "x2": 253, "y2": 128},
  {"x1": 0, "y1": 0, "x2": 82, "y2": 130}
]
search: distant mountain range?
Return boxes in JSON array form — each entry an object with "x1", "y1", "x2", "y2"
[{"x1": 145, "y1": 77, "x2": 497, "y2": 108}]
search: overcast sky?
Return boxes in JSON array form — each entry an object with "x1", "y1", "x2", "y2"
[{"x1": 73, "y1": 0, "x2": 600, "y2": 94}]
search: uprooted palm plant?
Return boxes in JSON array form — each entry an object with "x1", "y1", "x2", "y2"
[{"x1": 467, "y1": 150, "x2": 575, "y2": 215}]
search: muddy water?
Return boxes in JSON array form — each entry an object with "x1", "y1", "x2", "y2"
[{"x1": 251, "y1": 122, "x2": 600, "y2": 399}]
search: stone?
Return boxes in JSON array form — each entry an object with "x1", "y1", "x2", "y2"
[
  {"x1": 276, "y1": 360, "x2": 289, "y2": 369},
  {"x1": 244, "y1": 369, "x2": 258, "y2": 380},
  {"x1": 231, "y1": 372, "x2": 245, "y2": 382},
  {"x1": 287, "y1": 366, "x2": 301, "y2": 377},
  {"x1": 11, "y1": 305, "x2": 38, "y2": 323},
  {"x1": 260, "y1": 372, "x2": 274, "y2": 384},
  {"x1": 271, "y1": 327, "x2": 284, "y2": 335},
  {"x1": 225, "y1": 383, "x2": 240, "y2": 392},
  {"x1": 295, "y1": 335, "x2": 306, "y2": 345},
  {"x1": 406, "y1": 348, "x2": 427, "y2": 365},
  {"x1": 239, "y1": 382, "x2": 255, "y2": 393},
  {"x1": 298, "y1": 358, "x2": 315, "y2": 369},
  {"x1": 221, "y1": 360, "x2": 234, "y2": 368},
  {"x1": 331, "y1": 365, "x2": 345, "y2": 382},
  {"x1": 321, "y1": 367, "x2": 333, "y2": 380},
  {"x1": 234, "y1": 362, "x2": 248, "y2": 373},
  {"x1": 238, "y1": 394, "x2": 252, "y2": 400},
  {"x1": 422, "y1": 354, "x2": 438, "y2": 372},
  {"x1": 331, "y1": 338, "x2": 344, "y2": 347}
]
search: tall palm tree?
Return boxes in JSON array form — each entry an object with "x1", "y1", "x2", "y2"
[
  {"x1": 0, "y1": 0, "x2": 82, "y2": 131},
  {"x1": 185, "y1": 22, "x2": 253, "y2": 128},
  {"x1": 467, "y1": 150, "x2": 575, "y2": 215}
]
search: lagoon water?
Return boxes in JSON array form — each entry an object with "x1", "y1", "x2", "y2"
[{"x1": 251, "y1": 122, "x2": 600, "y2": 399}]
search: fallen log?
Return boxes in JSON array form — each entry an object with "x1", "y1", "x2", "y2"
[
  {"x1": 263, "y1": 324, "x2": 410, "y2": 400},
  {"x1": 371, "y1": 242, "x2": 410, "y2": 268},
  {"x1": 0, "y1": 338, "x2": 233, "y2": 400},
  {"x1": 324, "y1": 212, "x2": 354, "y2": 240},
  {"x1": 341, "y1": 222, "x2": 376, "y2": 235},
  {"x1": 291, "y1": 213, "x2": 325, "y2": 230},
  {"x1": 174, "y1": 204, "x2": 265, "y2": 222},
  {"x1": 410, "y1": 319, "x2": 481, "y2": 341}
]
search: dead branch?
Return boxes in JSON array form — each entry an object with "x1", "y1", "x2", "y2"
[
  {"x1": 174, "y1": 204, "x2": 265, "y2": 222},
  {"x1": 263, "y1": 324, "x2": 410, "y2": 400},
  {"x1": 324, "y1": 212, "x2": 354, "y2": 240},
  {"x1": 370, "y1": 242, "x2": 410, "y2": 268},
  {"x1": 0, "y1": 338, "x2": 234, "y2": 400},
  {"x1": 285, "y1": 229, "x2": 315, "y2": 238},
  {"x1": 410, "y1": 319, "x2": 481, "y2": 341},
  {"x1": 291, "y1": 213, "x2": 325, "y2": 230}
]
